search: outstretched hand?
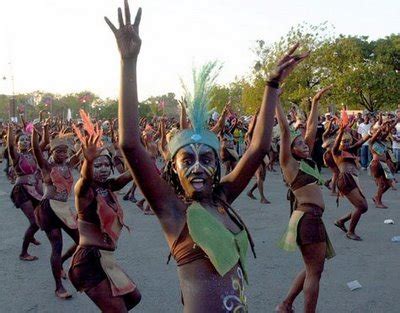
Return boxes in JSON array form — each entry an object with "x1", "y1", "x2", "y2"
[
  {"x1": 269, "y1": 43, "x2": 309, "y2": 83},
  {"x1": 313, "y1": 85, "x2": 333, "y2": 103},
  {"x1": 82, "y1": 134, "x2": 102, "y2": 163},
  {"x1": 178, "y1": 96, "x2": 187, "y2": 109},
  {"x1": 105, "y1": 0, "x2": 142, "y2": 60}
]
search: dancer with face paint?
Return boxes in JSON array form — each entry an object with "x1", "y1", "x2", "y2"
[
  {"x1": 69, "y1": 122, "x2": 141, "y2": 312},
  {"x1": 31, "y1": 124, "x2": 80, "y2": 299},
  {"x1": 105, "y1": 2, "x2": 306, "y2": 310},
  {"x1": 332, "y1": 116, "x2": 372, "y2": 241},
  {"x1": 8, "y1": 125, "x2": 42, "y2": 261}
]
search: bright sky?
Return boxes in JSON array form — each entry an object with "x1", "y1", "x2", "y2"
[{"x1": 0, "y1": 0, "x2": 399, "y2": 101}]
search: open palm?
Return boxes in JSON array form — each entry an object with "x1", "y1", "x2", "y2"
[{"x1": 105, "y1": 0, "x2": 142, "y2": 60}]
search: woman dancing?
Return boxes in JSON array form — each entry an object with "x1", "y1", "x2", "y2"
[
  {"x1": 322, "y1": 118, "x2": 339, "y2": 195},
  {"x1": 68, "y1": 123, "x2": 141, "y2": 311},
  {"x1": 8, "y1": 125, "x2": 42, "y2": 261},
  {"x1": 105, "y1": 2, "x2": 305, "y2": 310},
  {"x1": 332, "y1": 115, "x2": 371, "y2": 241},
  {"x1": 275, "y1": 85, "x2": 334, "y2": 313},
  {"x1": 32, "y1": 126, "x2": 80, "y2": 299},
  {"x1": 369, "y1": 119, "x2": 397, "y2": 208}
]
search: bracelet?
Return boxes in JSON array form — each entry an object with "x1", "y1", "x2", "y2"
[{"x1": 266, "y1": 80, "x2": 280, "y2": 89}]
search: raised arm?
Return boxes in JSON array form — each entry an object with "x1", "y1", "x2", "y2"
[
  {"x1": 39, "y1": 118, "x2": 51, "y2": 150},
  {"x1": 304, "y1": 85, "x2": 333, "y2": 152},
  {"x1": 32, "y1": 127, "x2": 50, "y2": 172},
  {"x1": 7, "y1": 125, "x2": 17, "y2": 164},
  {"x1": 178, "y1": 97, "x2": 189, "y2": 130},
  {"x1": 158, "y1": 118, "x2": 169, "y2": 160},
  {"x1": 368, "y1": 124, "x2": 385, "y2": 145},
  {"x1": 220, "y1": 44, "x2": 308, "y2": 203},
  {"x1": 105, "y1": 1, "x2": 184, "y2": 219},
  {"x1": 332, "y1": 125, "x2": 345, "y2": 155},
  {"x1": 322, "y1": 119, "x2": 334, "y2": 141},
  {"x1": 210, "y1": 104, "x2": 228, "y2": 134},
  {"x1": 276, "y1": 99, "x2": 295, "y2": 168}
]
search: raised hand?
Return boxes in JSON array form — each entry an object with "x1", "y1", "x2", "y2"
[
  {"x1": 269, "y1": 43, "x2": 309, "y2": 83},
  {"x1": 82, "y1": 134, "x2": 102, "y2": 163},
  {"x1": 105, "y1": 0, "x2": 142, "y2": 60},
  {"x1": 178, "y1": 96, "x2": 187, "y2": 109},
  {"x1": 313, "y1": 85, "x2": 333, "y2": 103}
]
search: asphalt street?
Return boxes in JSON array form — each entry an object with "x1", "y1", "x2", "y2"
[{"x1": 0, "y1": 166, "x2": 399, "y2": 312}]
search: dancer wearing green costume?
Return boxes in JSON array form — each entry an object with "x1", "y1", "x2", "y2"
[
  {"x1": 105, "y1": 1, "x2": 306, "y2": 311},
  {"x1": 275, "y1": 84, "x2": 335, "y2": 313}
]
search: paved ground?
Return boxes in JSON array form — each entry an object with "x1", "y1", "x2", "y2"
[{"x1": 0, "y1": 165, "x2": 399, "y2": 312}]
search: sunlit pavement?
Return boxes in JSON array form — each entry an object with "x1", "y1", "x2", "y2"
[{"x1": 0, "y1": 165, "x2": 399, "y2": 312}]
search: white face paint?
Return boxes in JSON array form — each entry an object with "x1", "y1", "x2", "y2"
[
  {"x1": 18, "y1": 134, "x2": 30, "y2": 151},
  {"x1": 174, "y1": 143, "x2": 218, "y2": 197},
  {"x1": 178, "y1": 144, "x2": 215, "y2": 178}
]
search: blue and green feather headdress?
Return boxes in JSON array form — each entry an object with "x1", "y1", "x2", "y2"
[{"x1": 168, "y1": 62, "x2": 221, "y2": 159}]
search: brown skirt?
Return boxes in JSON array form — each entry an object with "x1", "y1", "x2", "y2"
[
  {"x1": 323, "y1": 151, "x2": 339, "y2": 172},
  {"x1": 35, "y1": 199, "x2": 65, "y2": 232},
  {"x1": 370, "y1": 160, "x2": 385, "y2": 178},
  {"x1": 68, "y1": 246, "x2": 107, "y2": 292},
  {"x1": 10, "y1": 185, "x2": 40, "y2": 209},
  {"x1": 337, "y1": 172, "x2": 361, "y2": 196},
  {"x1": 297, "y1": 209, "x2": 327, "y2": 246}
]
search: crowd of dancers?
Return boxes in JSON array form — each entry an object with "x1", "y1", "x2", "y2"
[{"x1": 2, "y1": 1, "x2": 399, "y2": 312}]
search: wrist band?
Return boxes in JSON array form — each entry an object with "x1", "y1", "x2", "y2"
[{"x1": 266, "y1": 80, "x2": 280, "y2": 89}]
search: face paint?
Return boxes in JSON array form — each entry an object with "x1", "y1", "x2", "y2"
[
  {"x1": 93, "y1": 156, "x2": 112, "y2": 183},
  {"x1": 174, "y1": 144, "x2": 218, "y2": 199},
  {"x1": 18, "y1": 134, "x2": 30, "y2": 151},
  {"x1": 179, "y1": 144, "x2": 216, "y2": 178}
]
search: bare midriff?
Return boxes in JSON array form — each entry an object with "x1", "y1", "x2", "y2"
[
  {"x1": 337, "y1": 160, "x2": 358, "y2": 175},
  {"x1": 177, "y1": 259, "x2": 245, "y2": 313},
  {"x1": 78, "y1": 220, "x2": 116, "y2": 251},
  {"x1": 292, "y1": 183, "x2": 325, "y2": 211}
]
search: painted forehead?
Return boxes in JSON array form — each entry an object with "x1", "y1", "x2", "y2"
[{"x1": 177, "y1": 143, "x2": 214, "y2": 157}]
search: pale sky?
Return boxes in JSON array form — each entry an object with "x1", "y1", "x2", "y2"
[{"x1": 0, "y1": 0, "x2": 399, "y2": 101}]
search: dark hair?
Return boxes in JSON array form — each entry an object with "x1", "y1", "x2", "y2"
[{"x1": 162, "y1": 153, "x2": 221, "y2": 198}]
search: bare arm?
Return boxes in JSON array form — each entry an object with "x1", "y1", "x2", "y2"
[
  {"x1": 110, "y1": 171, "x2": 133, "y2": 191},
  {"x1": 221, "y1": 44, "x2": 308, "y2": 203},
  {"x1": 368, "y1": 127, "x2": 384, "y2": 145},
  {"x1": 32, "y1": 127, "x2": 50, "y2": 172},
  {"x1": 322, "y1": 120, "x2": 333, "y2": 141},
  {"x1": 276, "y1": 100, "x2": 296, "y2": 167},
  {"x1": 158, "y1": 118, "x2": 169, "y2": 160},
  {"x1": 304, "y1": 85, "x2": 333, "y2": 152},
  {"x1": 7, "y1": 126, "x2": 17, "y2": 164},
  {"x1": 105, "y1": 2, "x2": 185, "y2": 222},
  {"x1": 179, "y1": 97, "x2": 189, "y2": 130},
  {"x1": 332, "y1": 127, "x2": 345, "y2": 155},
  {"x1": 39, "y1": 119, "x2": 50, "y2": 150},
  {"x1": 210, "y1": 105, "x2": 228, "y2": 134}
]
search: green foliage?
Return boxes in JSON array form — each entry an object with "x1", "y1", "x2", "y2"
[{"x1": 1, "y1": 26, "x2": 398, "y2": 121}]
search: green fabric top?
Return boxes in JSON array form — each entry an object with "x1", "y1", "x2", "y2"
[
  {"x1": 299, "y1": 159, "x2": 325, "y2": 185},
  {"x1": 187, "y1": 202, "x2": 249, "y2": 283}
]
